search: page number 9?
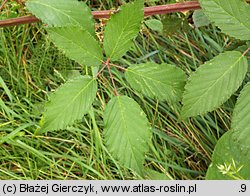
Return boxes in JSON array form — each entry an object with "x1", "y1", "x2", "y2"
[{"x1": 240, "y1": 184, "x2": 246, "y2": 192}]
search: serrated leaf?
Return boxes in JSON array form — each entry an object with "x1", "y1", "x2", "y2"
[
  {"x1": 231, "y1": 82, "x2": 250, "y2": 157},
  {"x1": 26, "y1": 0, "x2": 95, "y2": 37},
  {"x1": 41, "y1": 76, "x2": 97, "y2": 132},
  {"x1": 125, "y1": 63, "x2": 187, "y2": 104},
  {"x1": 104, "y1": 96, "x2": 152, "y2": 174},
  {"x1": 103, "y1": 0, "x2": 144, "y2": 61},
  {"x1": 192, "y1": 10, "x2": 211, "y2": 28},
  {"x1": 199, "y1": 0, "x2": 250, "y2": 40},
  {"x1": 145, "y1": 19, "x2": 163, "y2": 33},
  {"x1": 181, "y1": 51, "x2": 248, "y2": 118},
  {"x1": 47, "y1": 27, "x2": 103, "y2": 67},
  {"x1": 206, "y1": 131, "x2": 250, "y2": 179}
]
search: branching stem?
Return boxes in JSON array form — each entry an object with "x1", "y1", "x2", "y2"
[
  {"x1": 106, "y1": 59, "x2": 118, "y2": 96},
  {"x1": 242, "y1": 47, "x2": 250, "y2": 56}
]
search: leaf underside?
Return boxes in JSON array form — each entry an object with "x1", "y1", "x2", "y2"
[
  {"x1": 26, "y1": 0, "x2": 95, "y2": 36},
  {"x1": 41, "y1": 76, "x2": 97, "y2": 132},
  {"x1": 181, "y1": 51, "x2": 248, "y2": 118},
  {"x1": 104, "y1": 96, "x2": 152, "y2": 174},
  {"x1": 199, "y1": 0, "x2": 250, "y2": 40},
  {"x1": 103, "y1": 0, "x2": 144, "y2": 61},
  {"x1": 47, "y1": 27, "x2": 103, "y2": 67},
  {"x1": 125, "y1": 63, "x2": 187, "y2": 104}
]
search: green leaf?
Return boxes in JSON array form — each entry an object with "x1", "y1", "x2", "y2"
[
  {"x1": 125, "y1": 63, "x2": 187, "y2": 104},
  {"x1": 192, "y1": 10, "x2": 211, "y2": 28},
  {"x1": 26, "y1": 0, "x2": 95, "y2": 36},
  {"x1": 181, "y1": 51, "x2": 248, "y2": 118},
  {"x1": 41, "y1": 76, "x2": 97, "y2": 132},
  {"x1": 206, "y1": 131, "x2": 250, "y2": 179},
  {"x1": 231, "y1": 82, "x2": 250, "y2": 158},
  {"x1": 103, "y1": 0, "x2": 144, "y2": 61},
  {"x1": 162, "y1": 15, "x2": 190, "y2": 36},
  {"x1": 199, "y1": 0, "x2": 250, "y2": 40},
  {"x1": 145, "y1": 19, "x2": 163, "y2": 33},
  {"x1": 104, "y1": 96, "x2": 152, "y2": 174},
  {"x1": 47, "y1": 27, "x2": 103, "y2": 67}
]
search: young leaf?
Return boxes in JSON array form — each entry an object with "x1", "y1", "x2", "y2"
[
  {"x1": 206, "y1": 131, "x2": 250, "y2": 179},
  {"x1": 181, "y1": 51, "x2": 248, "y2": 119},
  {"x1": 199, "y1": 0, "x2": 250, "y2": 40},
  {"x1": 125, "y1": 63, "x2": 187, "y2": 104},
  {"x1": 231, "y1": 82, "x2": 250, "y2": 157},
  {"x1": 145, "y1": 19, "x2": 163, "y2": 33},
  {"x1": 104, "y1": 96, "x2": 152, "y2": 174},
  {"x1": 162, "y1": 15, "x2": 190, "y2": 36},
  {"x1": 103, "y1": 0, "x2": 144, "y2": 61},
  {"x1": 192, "y1": 10, "x2": 211, "y2": 28},
  {"x1": 41, "y1": 76, "x2": 97, "y2": 133},
  {"x1": 47, "y1": 27, "x2": 103, "y2": 67},
  {"x1": 26, "y1": 0, "x2": 95, "y2": 36}
]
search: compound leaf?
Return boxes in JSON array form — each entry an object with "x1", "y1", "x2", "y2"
[
  {"x1": 104, "y1": 96, "x2": 152, "y2": 174},
  {"x1": 199, "y1": 0, "x2": 250, "y2": 40},
  {"x1": 125, "y1": 63, "x2": 187, "y2": 104},
  {"x1": 41, "y1": 76, "x2": 97, "y2": 132},
  {"x1": 26, "y1": 0, "x2": 95, "y2": 36},
  {"x1": 47, "y1": 27, "x2": 103, "y2": 67},
  {"x1": 181, "y1": 51, "x2": 248, "y2": 118},
  {"x1": 103, "y1": 0, "x2": 144, "y2": 61}
]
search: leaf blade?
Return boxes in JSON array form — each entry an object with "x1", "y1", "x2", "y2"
[
  {"x1": 41, "y1": 76, "x2": 97, "y2": 132},
  {"x1": 104, "y1": 96, "x2": 151, "y2": 174},
  {"x1": 47, "y1": 27, "x2": 103, "y2": 67},
  {"x1": 231, "y1": 82, "x2": 250, "y2": 157},
  {"x1": 181, "y1": 51, "x2": 248, "y2": 118},
  {"x1": 192, "y1": 10, "x2": 211, "y2": 28},
  {"x1": 103, "y1": 0, "x2": 144, "y2": 61},
  {"x1": 125, "y1": 63, "x2": 187, "y2": 104},
  {"x1": 199, "y1": 0, "x2": 250, "y2": 40},
  {"x1": 26, "y1": 0, "x2": 95, "y2": 36}
]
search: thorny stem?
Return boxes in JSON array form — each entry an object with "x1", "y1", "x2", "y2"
[
  {"x1": 0, "y1": 1, "x2": 201, "y2": 27},
  {"x1": 1, "y1": 1, "x2": 250, "y2": 28}
]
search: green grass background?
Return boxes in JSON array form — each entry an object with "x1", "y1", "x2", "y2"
[{"x1": 0, "y1": 0, "x2": 247, "y2": 179}]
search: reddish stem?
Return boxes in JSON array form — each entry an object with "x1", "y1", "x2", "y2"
[
  {"x1": 95, "y1": 61, "x2": 109, "y2": 78},
  {"x1": 243, "y1": 47, "x2": 250, "y2": 56},
  {"x1": 110, "y1": 63, "x2": 127, "y2": 71},
  {"x1": 0, "y1": 1, "x2": 201, "y2": 28}
]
